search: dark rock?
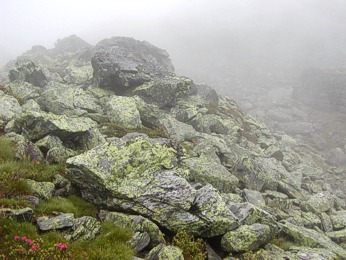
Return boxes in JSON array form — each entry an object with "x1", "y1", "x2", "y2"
[
  {"x1": 9, "y1": 59, "x2": 47, "y2": 87},
  {"x1": 91, "y1": 37, "x2": 174, "y2": 92}
]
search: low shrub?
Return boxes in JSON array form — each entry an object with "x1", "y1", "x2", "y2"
[{"x1": 172, "y1": 230, "x2": 207, "y2": 260}]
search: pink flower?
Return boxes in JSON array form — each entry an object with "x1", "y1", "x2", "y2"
[
  {"x1": 57, "y1": 243, "x2": 68, "y2": 250},
  {"x1": 14, "y1": 235, "x2": 20, "y2": 240},
  {"x1": 18, "y1": 247, "x2": 24, "y2": 251},
  {"x1": 26, "y1": 239, "x2": 34, "y2": 245},
  {"x1": 21, "y1": 236, "x2": 27, "y2": 241},
  {"x1": 30, "y1": 245, "x2": 40, "y2": 251}
]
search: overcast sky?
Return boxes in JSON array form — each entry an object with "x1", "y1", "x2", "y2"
[{"x1": 1, "y1": 0, "x2": 346, "y2": 86}]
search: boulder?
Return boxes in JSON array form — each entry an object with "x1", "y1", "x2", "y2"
[
  {"x1": 13, "y1": 111, "x2": 97, "y2": 141},
  {"x1": 25, "y1": 179, "x2": 55, "y2": 200},
  {"x1": 37, "y1": 213, "x2": 75, "y2": 231},
  {"x1": 221, "y1": 224, "x2": 272, "y2": 253},
  {"x1": 0, "y1": 93, "x2": 22, "y2": 123},
  {"x1": 132, "y1": 76, "x2": 193, "y2": 108},
  {"x1": 182, "y1": 154, "x2": 239, "y2": 193},
  {"x1": 0, "y1": 207, "x2": 34, "y2": 222},
  {"x1": 280, "y1": 221, "x2": 346, "y2": 259},
  {"x1": 105, "y1": 96, "x2": 142, "y2": 128},
  {"x1": 129, "y1": 231, "x2": 151, "y2": 252},
  {"x1": 66, "y1": 216, "x2": 101, "y2": 241},
  {"x1": 289, "y1": 246, "x2": 338, "y2": 260},
  {"x1": 146, "y1": 244, "x2": 184, "y2": 260},
  {"x1": 330, "y1": 210, "x2": 346, "y2": 229},
  {"x1": 9, "y1": 59, "x2": 47, "y2": 87},
  {"x1": 7, "y1": 82, "x2": 40, "y2": 102},
  {"x1": 302, "y1": 192, "x2": 334, "y2": 214},
  {"x1": 54, "y1": 34, "x2": 91, "y2": 53},
  {"x1": 91, "y1": 37, "x2": 174, "y2": 92},
  {"x1": 100, "y1": 211, "x2": 164, "y2": 247}
]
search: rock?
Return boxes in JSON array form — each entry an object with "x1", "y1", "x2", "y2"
[
  {"x1": 7, "y1": 82, "x2": 40, "y2": 102},
  {"x1": 289, "y1": 246, "x2": 338, "y2": 260},
  {"x1": 46, "y1": 147, "x2": 77, "y2": 163},
  {"x1": 301, "y1": 212, "x2": 321, "y2": 228},
  {"x1": 35, "y1": 135, "x2": 65, "y2": 155},
  {"x1": 221, "y1": 224, "x2": 272, "y2": 253},
  {"x1": 9, "y1": 59, "x2": 47, "y2": 87},
  {"x1": 206, "y1": 244, "x2": 221, "y2": 260},
  {"x1": 37, "y1": 213, "x2": 75, "y2": 231},
  {"x1": 63, "y1": 64, "x2": 93, "y2": 85},
  {"x1": 91, "y1": 37, "x2": 174, "y2": 92},
  {"x1": 54, "y1": 35, "x2": 91, "y2": 53},
  {"x1": 129, "y1": 232, "x2": 151, "y2": 252},
  {"x1": 326, "y1": 228, "x2": 346, "y2": 243},
  {"x1": 280, "y1": 221, "x2": 346, "y2": 259},
  {"x1": 14, "y1": 111, "x2": 97, "y2": 141},
  {"x1": 100, "y1": 211, "x2": 164, "y2": 247},
  {"x1": 105, "y1": 96, "x2": 142, "y2": 128},
  {"x1": 0, "y1": 93, "x2": 22, "y2": 123},
  {"x1": 146, "y1": 244, "x2": 184, "y2": 260},
  {"x1": 0, "y1": 207, "x2": 34, "y2": 222},
  {"x1": 67, "y1": 216, "x2": 101, "y2": 241},
  {"x1": 132, "y1": 76, "x2": 193, "y2": 108},
  {"x1": 4, "y1": 132, "x2": 44, "y2": 161},
  {"x1": 254, "y1": 244, "x2": 300, "y2": 260},
  {"x1": 22, "y1": 99, "x2": 42, "y2": 113},
  {"x1": 320, "y1": 212, "x2": 333, "y2": 232},
  {"x1": 330, "y1": 210, "x2": 346, "y2": 229},
  {"x1": 302, "y1": 192, "x2": 334, "y2": 214},
  {"x1": 182, "y1": 154, "x2": 239, "y2": 193},
  {"x1": 25, "y1": 179, "x2": 55, "y2": 200},
  {"x1": 74, "y1": 128, "x2": 106, "y2": 150},
  {"x1": 243, "y1": 189, "x2": 265, "y2": 207},
  {"x1": 38, "y1": 83, "x2": 101, "y2": 115}
]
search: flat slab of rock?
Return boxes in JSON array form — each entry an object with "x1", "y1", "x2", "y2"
[{"x1": 37, "y1": 213, "x2": 75, "y2": 231}]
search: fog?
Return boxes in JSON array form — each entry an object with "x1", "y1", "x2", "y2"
[{"x1": 2, "y1": 0, "x2": 346, "y2": 90}]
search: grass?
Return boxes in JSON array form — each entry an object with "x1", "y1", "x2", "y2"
[
  {"x1": 0, "y1": 198, "x2": 32, "y2": 209},
  {"x1": 36, "y1": 195, "x2": 97, "y2": 218}
]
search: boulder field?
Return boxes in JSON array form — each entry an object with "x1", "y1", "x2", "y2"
[{"x1": 1, "y1": 35, "x2": 346, "y2": 259}]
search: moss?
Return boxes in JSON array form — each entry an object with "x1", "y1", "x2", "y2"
[{"x1": 99, "y1": 122, "x2": 170, "y2": 138}]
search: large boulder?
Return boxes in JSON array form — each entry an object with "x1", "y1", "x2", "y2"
[
  {"x1": 66, "y1": 137, "x2": 239, "y2": 237},
  {"x1": 221, "y1": 224, "x2": 272, "y2": 253},
  {"x1": 9, "y1": 59, "x2": 47, "y2": 87},
  {"x1": 105, "y1": 96, "x2": 142, "y2": 128},
  {"x1": 91, "y1": 37, "x2": 174, "y2": 92},
  {"x1": 0, "y1": 91, "x2": 22, "y2": 123},
  {"x1": 13, "y1": 111, "x2": 97, "y2": 141}
]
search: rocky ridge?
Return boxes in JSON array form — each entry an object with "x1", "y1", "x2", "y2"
[{"x1": 1, "y1": 35, "x2": 346, "y2": 259}]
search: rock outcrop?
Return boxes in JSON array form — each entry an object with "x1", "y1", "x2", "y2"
[{"x1": 1, "y1": 35, "x2": 346, "y2": 259}]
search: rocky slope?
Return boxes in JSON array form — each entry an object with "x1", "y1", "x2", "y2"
[{"x1": 1, "y1": 35, "x2": 346, "y2": 259}]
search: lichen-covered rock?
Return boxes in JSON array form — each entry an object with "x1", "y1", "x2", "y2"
[
  {"x1": 4, "y1": 132, "x2": 44, "y2": 161},
  {"x1": 25, "y1": 179, "x2": 55, "y2": 200},
  {"x1": 22, "y1": 99, "x2": 42, "y2": 113},
  {"x1": 35, "y1": 135, "x2": 65, "y2": 154},
  {"x1": 146, "y1": 244, "x2": 184, "y2": 260},
  {"x1": 37, "y1": 213, "x2": 75, "y2": 231},
  {"x1": 289, "y1": 246, "x2": 338, "y2": 260},
  {"x1": 0, "y1": 93, "x2": 22, "y2": 123},
  {"x1": 38, "y1": 83, "x2": 101, "y2": 115},
  {"x1": 330, "y1": 210, "x2": 346, "y2": 230},
  {"x1": 9, "y1": 59, "x2": 48, "y2": 87},
  {"x1": 7, "y1": 82, "x2": 40, "y2": 102},
  {"x1": 320, "y1": 212, "x2": 333, "y2": 232},
  {"x1": 253, "y1": 244, "x2": 300, "y2": 260},
  {"x1": 326, "y1": 228, "x2": 346, "y2": 243},
  {"x1": 302, "y1": 192, "x2": 334, "y2": 214},
  {"x1": 182, "y1": 154, "x2": 239, "y2": 193},
  {"x1": 91, "y1": 37, "x2": 174, "y2": 92},
  {"x1": 105, "y1": 96, "x2": 142, "y2": 128},
  {"x1": 63, "y1": 64, "x2": 93, "y2": 85},
  {"x1": 14, "y1": 111, "x2": 97, "y2": 141},
  {"x1": 129, "y1": 231, "x2": 151, "y2": 252},
  {"x1": 280, "y1": 221, "x2": 346, "y2": 259},
  {"x1": 74, "y1": 128, "x2": 106, "y2": 150},
  {"x1": 46, "y1": 147, "x2": 77, "y2": 163},
  {"x1": 66, "y1": 216, "x2": 101, "y2": 241},
  {"x1": 100, "y1": 211, "x2": 164, "y2": 247},
  {"x1": 243, "y1": 189, "x2": 265, "y2": 207},
  {"x1": 0, "y1": 207, "x2": 34, "y2": 222},
  {"x1": 132, "y1": 76, "x2": 192, "y2": 108},
  {"x1": 221, "y1": 224, "x2": 272, "y2": 253}
]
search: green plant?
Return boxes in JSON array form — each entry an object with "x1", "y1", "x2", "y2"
[
  {"x1": 269, "y1": 237, "x2": 296, "y2": 251},
  {"x1": 0, "y1": 138, "x2": 16, "y2": 163},
  {"x1": 36, "y1": 195, "x2": 97, "y2": 218},
  {"x1": 172, "y1": 230, "x2": 207, "y2": 260},
  {"x1": 0, "y1": 198, "x2": 31, "y2": 209},
  {"x1": 70, "y1": 221, "x2": 134, "y2": 260}
]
